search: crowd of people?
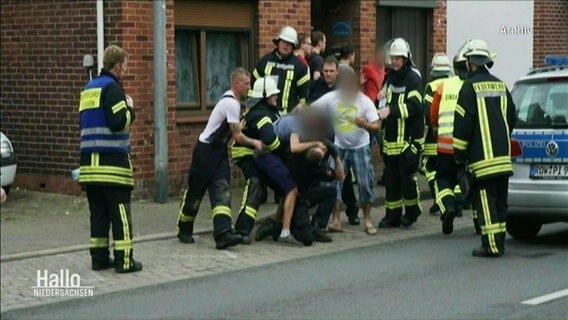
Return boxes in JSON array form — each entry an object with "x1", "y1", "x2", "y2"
[{"x1": 78, "y1": 25, "x2": 516, "y2": 273}]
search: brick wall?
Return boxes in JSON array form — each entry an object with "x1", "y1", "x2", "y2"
[
  {"x1": 256, "y1": 0, "x2": 311, "y2": 60},
  {"x1": 533, "y1": 0, "x2": 568, "y2": 67},
  {"x1": 430, "y1": 0, "x2": 447, "y2": 63},
  {"x1": 0, "y1": 0, "x2": 121, "y2": 194}
]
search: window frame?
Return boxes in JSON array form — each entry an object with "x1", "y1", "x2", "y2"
[{"x1": 174, "y1": 26, "x2": 253, "y2": 122}]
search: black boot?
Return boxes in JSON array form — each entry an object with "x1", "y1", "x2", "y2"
[
  {"x1": 442, "y1": 210, "x2": 456, "y2": 235},
  {"x1": 472, "y1": 246, "x2": 503, "y2": 258},
  {"x1": 312, "y1": 226, "x2": 332, "y2": 243},
  {"x1": 115, "y1": 259, "x2": 143, "y2": 273},
  {"x1": 92, "y1": 258, "x2": 114, "y2": 271},
  {"x1": 401, "y1": 215, "x2": 417, "y2": 228},
  {"x1": 239, "y1": 233, "x2": 251, "y2": 245},
  {"x1": 215, "y1": 231, "x2": 243, "y2": 250},
  {"x1": 378, "y1": 217, "x2": 401, "y2": 228},
  {"x1": 255, "y1": 219, "x2": 276, "y2": 242},
  {"x1": 429, "y1": 203, "x2": 440, "y2": 214},
  {"x1": 177, "y1": 233, "x2": 195, "y2": 244}
]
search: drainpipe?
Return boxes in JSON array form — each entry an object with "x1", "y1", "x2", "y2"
[
  {"x1": 96, "y1": 0, "x2": 104, "y2": 74},
  {"x1": 153, "y1": 0, "x2": 169, "y2": 203}
]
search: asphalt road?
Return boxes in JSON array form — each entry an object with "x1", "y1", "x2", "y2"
[{"x1": 4, "y1": 224, "x2": 567, "y2": 320}]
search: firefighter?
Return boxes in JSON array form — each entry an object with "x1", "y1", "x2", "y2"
[
  {"x1": 378, "y1": 38, "x2": 424, "y2": 228},
  {"x1": 252, "y1": 26, "x2": 310, "y2": 115},
  {"x1": 176, "y1": 67, "x2": 264, "y2": 250},
  {"x1": 78, "y1": 45, "x2": 142, "y2": 273},
  {"x1": 453, "y1": 39, "x2": 516, "y2": 257},
  {"x1": 422, "y1": 53, "x2": 453, "y2": 215},
  {"x1": 430, "y1": 43, "x2": 470, "y2": 235},
  {"x1": 232, "y1": 76, "x2": 300, "y2": 245}
]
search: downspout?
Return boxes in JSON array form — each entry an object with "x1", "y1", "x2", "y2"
[{"x1": 96, "y1": 0, "x2": 104, "y2": 74}]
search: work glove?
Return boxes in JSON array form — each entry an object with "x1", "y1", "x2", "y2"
[{"x1": 323, "y1": 138, "x2": 338, "y2": 158}]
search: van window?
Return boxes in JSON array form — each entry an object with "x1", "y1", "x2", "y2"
[{"x1": 512, "y1": 79, "x2": 568, "y2": 129}]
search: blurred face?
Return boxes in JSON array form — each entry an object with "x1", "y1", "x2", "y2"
[
  {"x1": 234, "y1": 75, "x2": 251, "y2": 98},
  {"x1": 339, "y1": 73, "x2": 359, "y2": 96},
  {"x1": 376, "y1": 49, "x2": 386, "y2": 65},
  {"x1": 322, "y1": 63, "x2": 338, "y2": 86},
  {"x1": 278, "y1": 40, "x2": 294, "y2": 57},
  {"x1": 390, "y1": 56, "x2": 405, "y2": 71}
]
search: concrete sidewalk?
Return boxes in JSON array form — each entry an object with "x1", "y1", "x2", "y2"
[{"x1": 1, "y1": 177, "x2": 431, "y2": 260}]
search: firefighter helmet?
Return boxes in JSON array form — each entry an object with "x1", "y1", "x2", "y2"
[
  {"x1": 431, "y1": 53, "x2": 452, "y2": 72},
  {"x1": 389, "y1": 38, "x2": 411, "y2": 58},
  {"x1": 273, "y1": 26, "x2": 298, "y2": 47}
]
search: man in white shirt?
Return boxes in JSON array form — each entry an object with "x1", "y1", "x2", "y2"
[
  {"x1": 311, "y1": 65, "x2": 381, "y2": 235},
  {"x1": 176, "y1": 67, "x2": 264, "y2": 250}
]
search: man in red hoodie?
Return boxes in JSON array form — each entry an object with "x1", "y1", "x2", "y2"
[{"x1": 361, "y1": 47, "x2": 386, "y2": 106}]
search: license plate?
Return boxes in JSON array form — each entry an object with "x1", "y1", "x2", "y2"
[{"x1": 530, "y1": 164, "x2": 568, "y2": 179}]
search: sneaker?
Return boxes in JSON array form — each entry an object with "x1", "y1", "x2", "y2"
[
  {"x1": 442, "y1": 210, "x2": 456, "y2": 235},
  {"x1": 215, "y1": 232, "x2": 243, "y2": 250},
  {"x1": 92, "y1": 258, "x2": 114, "y2": 271},
  {"x1": 115, "y1": 259, "x2": 143, "y2": 273},
  {"x1": 312, "y1": 227, "x2": 332, "y2": 243},
  {"x1": 177, "y1": 232, "x2": 195, "y2": 244},
  {"x1": 277, "y1": 235, "x2": 303, "y2": 247}
]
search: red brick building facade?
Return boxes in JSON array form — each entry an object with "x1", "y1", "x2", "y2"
[{"x1": 1, "y1": 0, "x2": 566, "y2": 198}]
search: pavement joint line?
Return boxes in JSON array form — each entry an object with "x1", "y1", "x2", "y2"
[
  {"x1": 0, "y1": 192, "x2": 432, "y2": 263},
  {"x1": 521, "y1": 288, "x2": 568, "y2": 305},
  {"x1": 0, "y1": 219, "x2": 472, "y2": 314}
]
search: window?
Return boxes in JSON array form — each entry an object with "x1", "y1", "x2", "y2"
[
  {"x1": 512, "y1": 80, "x2": 568, "y2": 129},
  {"x1": 175, "y1": 29, "x2": 250, "y2": 114}
]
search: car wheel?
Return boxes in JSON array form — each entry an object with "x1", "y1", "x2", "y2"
[
  {"x1": 2, "y1": 185, "x2": 10, "y2": 195},
  {"x1": 506, "y1": 216, "x2": 542, "y2": 240}
]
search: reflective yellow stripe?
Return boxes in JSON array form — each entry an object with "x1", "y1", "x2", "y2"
[
  {"x1": 424, "y1": 94, "x2": 433, "y2": 103},
  {"x1": 404, "y1": 198, "x2": 419, "y2": 207},
  {"x1": 79, "y1": 88, "x2": 102, "y2": 111},
  {"x1": 253, "y1": 69, "x2": 261, "y2": 80},
  {"x1": 474, "y1": 164, "x2": 513, "y2": 178},
  {"x1": 245, "y1": 206, "x2": 257, "y2": 220},
  {"x1": 385, "y1": 200, "x2": 404, "y2": 210},
  {"x1": 91, "y1": 153, "x2": 100, "y2": 167},
  {"x1": 118, "y1": 203, "x2": 131, "y2": 270},
  {"x1": 297, "y1": 73, "x2": 309, "y2": 86},
  {"x1": 80, "y1": 166, "x2": 133, "y2": 176},
  {"x1": 480, "y1": 189, "x2": 499, "y2": 254},
  {"x1": 298, "y1": 98, "x2": 306, "y2": 104},
  {"x1": 267, "y1": 138, "x2": 281, "y2": 151},
  {"x1": 407, "y1": 90, "x2": 422, "y2": 102},
  {"x1": 111, "y1": 101, "x2": 127, "y2": 114},
  {"x1": 238, "y1": 179, "x2": 250, "y2": 215},
  {"x1": 455, "y1": 104, "x2": 466, "y2": 117},
  {"x1": 256, "y1": 116, "x2": 272, "y2": 129},
  {"x1": 423, "y1": 143, "x2": 437, "y2": 156},
  {"x1": 212, "y1": 205, "x2": 232, "y2": 218},
  {"x1": 282, "y1": 70, "x2": 294, "y2": 114},
  {"x1": 125, "y1": 109, "x2": 131, "y2": 129},
  {"x1": 113, "y1": 239, "x2": 132, "y2": 251},
  {"x1": 231, "y1": 146, "x2": 254, "y2": 159},
  {"x1": 90, "y1": 237, "x2": 109, "y2": 248},
  {"x1": 382, "y1": 141, "x2": 406, "y2": 155},
  {"x1": 477, "y1": 98, "x2": 493, "y2": 159},
  {"x1": 399, "y1": 103, "x2": 409, "y2": 118},
  {"x1": 397, "y1": 94, "x2": 405, "y2": 142},
  {"x1": 79, "y1": 174, "x2": 134, "y2": 186},
  {"x1": 453, "y1": 137, "x2": 468, "y2": 150}
]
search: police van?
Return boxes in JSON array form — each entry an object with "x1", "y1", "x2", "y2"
[{"x1": 507, "y1": 56, "x2": 568, "y2": 239}]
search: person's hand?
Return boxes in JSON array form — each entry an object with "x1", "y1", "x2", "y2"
[
  {"x1": 315, "y1": 141, "x2": 326, "y2": 150},
  {"x1": 1, "y1": 187, "x2": 7, "y2": 204},
  {"x1": 126, "y1": 95, "x2": 134, "y2": 108},
  {"x1": 323, "y1": 138, "x2": 338, "y2": 158},
  {"x1": 252, "y1": 139, "x2": 265, "y2": 152},
  {"x1": 377, "y1": 91, "x2": 386, "y2": 101},
  {"x1": 239, "y1": 119, "x2": 246, "y2": 130},
  {"x1": 378, "y1": 107, "x2": 391, "y2": 120},
  {"x1": 360, "y1": 72, "x2": 367, "y2": 85},
  {"x1": 354, "y1": 116, "x2": 367, "y2": 128}
]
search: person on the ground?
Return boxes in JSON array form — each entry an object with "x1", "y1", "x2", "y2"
[
  {"x1": 176, "y1": 68, "x2": 264, "y2": 250},
  {"x1": 308, "y1": 30, "x2": 326, "y2": 80},
  {"x1": 421, "y1": 53, "x2": 453, "y2": 215},
  {"x1": 252, "y1": 26, "x2": 309, "y2": 115},
  {"x1": 452, "y1": 39, "x2": 516, "y2": 257},
  {"x1": 311, "y1": 65, "x2": 381, "y2": 235},
  {"x1": 377, "y1": 38, "x2": 424, "y2": 229},
  {"x1": 430, "y1": 43, "x2": 472, "y2": 235},
  {"x1": 78, "y1": 45, "x2": 142, "y2": 273}
]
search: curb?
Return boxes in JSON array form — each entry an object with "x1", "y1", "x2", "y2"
[{"x1": 0, "y1": 191, "x2": 432, "y2": 263}]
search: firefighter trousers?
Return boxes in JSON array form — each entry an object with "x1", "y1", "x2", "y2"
[
  {"x1": 177, "y1": 141, "x2": 232, "y2": 240},
  {"x1": 421, "y1": 155, "x2": 437, "y2": 200},
  {"x1": 383, "y1": 155, "x2": 421, "y2": 224},
  {"x1": 234, "y1": 157, "x2": 266, "y2": 236},
  {"x1": 304, "y1": 184, "x2": 336, "y2": 229},
  {"x1": 87, "y1": 185, "x2": 135, "y2": 270},
  {"x1": 471, "y1": 176, "x2": 508, "y2": 255},
  {"x1": 435, "y1": 153, "x2": 464, "y2": 215}
]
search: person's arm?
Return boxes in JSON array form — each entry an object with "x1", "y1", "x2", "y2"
[
  {"x1": 102, "y1": 82, "x2": 135, "y2": 132},
  {"x1": 256, "y1": 116, "x2": 282, "y2": 153},
  {"x1": 226, "y1": 100, "x2": 264, "y2": 150},
  {"x1": 423, "y1": 83, "x2": 435, "y2": 128},
  {"x1": 355, "y1": 96, "x2": 381, "y2": 132},
  {"x1": 289, "y1": 133, "x2": 323, "y2": 153},
  {"x1": 453, "y1": 83, "x2": 475, "y2": 165},
  {"x1": 430, "y1": 82, "x2": 443, "y2": 132}
]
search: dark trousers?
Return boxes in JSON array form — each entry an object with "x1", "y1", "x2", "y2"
[
  {"x1": 304, "y1": 184, "x2": 336, "y2": 229},
  {"x1": 177, "y1": 141, "x2": 232, "y2": 239},
  {"x1": 265, "y1": 199, "x2": 315, "y2": 247},
  {"x1": 87, "y1": 185, "x2": 134, "y2": 270},
  {"x1": 342, "y1": 170, "x2": 359, "y2": 218},
  {"x1": 435, "y1": 153, "x2": 464, "y2": 215},
  {"x1": 472, "y1": 176, "x2": 509, "y2": 254},
  {"x1": 234, "y1": 157, "x2": 265, "y2": 236},
  {"x1": 421, "y1": 155, "x2": 437, "y2": 200},
  {"x1": 383, "y1": 155, "x2": 421, "y2": 224}
]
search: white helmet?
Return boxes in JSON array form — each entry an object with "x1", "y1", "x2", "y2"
[
  {"x1": 464, "y1": 39, "x2": 496, "y2": 59},
  {"x1": 431, "y1": 53, "x2": 452, "y2": 72},
  {"x1": 250, "y1": 76, "x2": 280, "y2": 99},
  {"x1": 273, "y1": 26, "x2": 298, "y2": 47},
  {"x1": 389, "y1": 38, "x2": 411, "y2": 58}
]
